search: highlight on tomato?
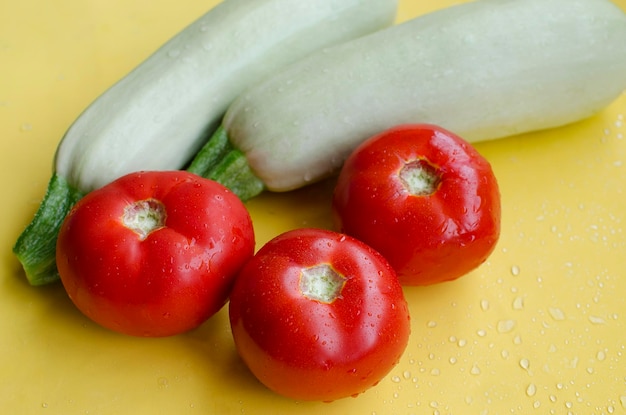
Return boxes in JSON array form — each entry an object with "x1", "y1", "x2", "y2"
[
  {"x1": 228, "y1": 228, "x2": 410, "y2": 402},
  {"x1": 332, "y1": 124, "x2": 501, "y2": 286},
  {"x1": 56, "y1": 170, "x2": 255, "y2": 337}
]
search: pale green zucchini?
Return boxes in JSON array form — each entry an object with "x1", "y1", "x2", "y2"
[
  {"x1": 56, "y1": 0, "x2": 398, "y2": 192},
  {"x1": 14, "y1": 0, "x2": 398, "y2": 286},
  {"x1": 191, "y1": 0, "x2": 626, "y2": 193}
]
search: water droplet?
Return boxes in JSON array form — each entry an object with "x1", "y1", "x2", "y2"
[
  {"x1": 476, "y1": 329, "x2": 487, "y2": 337},
  {"x1": 470, "y1": 364, "x2": 481, "y2": 375},
  {"x1": 391, "y1": 375, "x2": 401, "y2": 383},
  {"x1": 620, "y1": 395, "x2": 626, "y2": 409},
  {"x1": 588, "y1": 315, "x2": 606, "y2": 325},
  {"x1": 497, "y1": 319, "x2": 516, "y2": 333},
  {"x1": 403, "y1": 370, "x2": 411, "y2": 380},
  {"x1": 427, "y1": 320, "x2": 437, "y2": 328},
  {"x1": 511, "y1": 265, "x2": 521, "y2": 276},
  {"x1": 512, "y1": 296, "x2": 524, "y2": 310},
  {"x1": 526, "y1": 383, "x2": 537, "y2": 397},
  {"x1": 597, "y1": 350, "x2": 607, "y2": 361},
  {"x1": 430, "y1": 368, "x2": 441, "y2": 376},
  {"x1": 480, "y1": 299, "x2": 490, "y2": 311},
  {"x1": 519, "y1": 358, "x2": 530, "y2": 371},
  {"x1": 157, "y1": 377, "x2": 169, "y2": 388},
  {"x1": 548, "y1": 307, "x2": 566, "y2": 321}
]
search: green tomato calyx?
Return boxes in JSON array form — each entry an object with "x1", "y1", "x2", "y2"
[
  {"x1": 123, "y1": 198, "x2": 167, "y2": 240},
  {"x1": 299, "y1": 264, "x2": 346, "y2": 304},
  {"x1": 399, "y1": 159, "x2": 441, "y2": 196}
]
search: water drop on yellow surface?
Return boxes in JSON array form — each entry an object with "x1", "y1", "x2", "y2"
[
  {"x1": 588, "y1": 315, "x2": 606, "y2": 325},
  {"x1": 157, "y1": 377, "x2": 169, "y2": 388},
  {"x1": 526, "y1": 383, "x2": 537, "y2": 397},
  {"x1": 512, "y1": 296, "x2": 524, "y2": 310},
  {"x1": 548, "y1": 307, "x2": 566, "y2": 321},
  {"x1": 497, "y1": 319, "x2": 516, "y2": 333},
  {"x1": 510, "y1": 265, "x2": 521, "y2": 276},
  {"x1": 519, "y1": 358, "x2": 531, "y2": 371}
]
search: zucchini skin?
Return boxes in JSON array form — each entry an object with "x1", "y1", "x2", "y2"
[
  {"x1": 54, "y1": 0, "x2": 398, "y2": 193},
  {"x1": 225, "y1": 0, "x2": 626, "y2": 191},
  {"x1": 15, "y1": 0, "x2": 399, "y2": 286}
]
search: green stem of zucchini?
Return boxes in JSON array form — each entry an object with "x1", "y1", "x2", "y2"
[
  {"x1": 14, "y1": 128, "x2": 262, "y2": 286},
  {"x1": 187, "y1": 126, "x2": 265, "y2": 201},
  {"x1": 13, "y1": 174, "x2": 84, "y2": 285}
]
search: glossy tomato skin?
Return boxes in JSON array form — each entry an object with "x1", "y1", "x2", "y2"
[
  {"x1": 229, "y1": 228, "x2": 410, "y2": 401},
  {"x1": 332, "y1": 124, "x2": 500, "y2": 286},
  {"x1": 56, "y1": 171, "x2": 255, "y2": 337}
]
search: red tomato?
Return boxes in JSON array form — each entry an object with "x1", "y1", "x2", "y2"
[
  {"x1": 332, "y1": 124, "x2": 500, "y2": 286},
  {"x1": 229, "y1": 228, "x2": 410, "y2": 401},
  {"x1": 56, "y1": 171, "x2": 255, "y2": 337}
]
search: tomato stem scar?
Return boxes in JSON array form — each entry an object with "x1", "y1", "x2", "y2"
[
  {"x1": 299, "y1": 264, "x2": 346, "y2": 304},
  {"x1": 122, "y1": 198, "x2": 167, "y2": 240},
  {"x1": 399, "y1": 159, "x2": 441, "y2": 196}
]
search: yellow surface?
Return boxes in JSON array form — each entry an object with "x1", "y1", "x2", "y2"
[{"x1": 1, "y1": 0, "x2": 626, "y2": 413}]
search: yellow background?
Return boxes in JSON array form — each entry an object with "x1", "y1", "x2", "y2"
[{"x1": 2, "y1": 0, "x2": 625, "y2": 413}]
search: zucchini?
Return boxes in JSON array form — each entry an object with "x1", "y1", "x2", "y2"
[
  {"x1": 14, "y1": 0, "x2": 399, "y2": 286},
  {"x1": 190, "y1": 0, "x2": 626, "y2": 193}
]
